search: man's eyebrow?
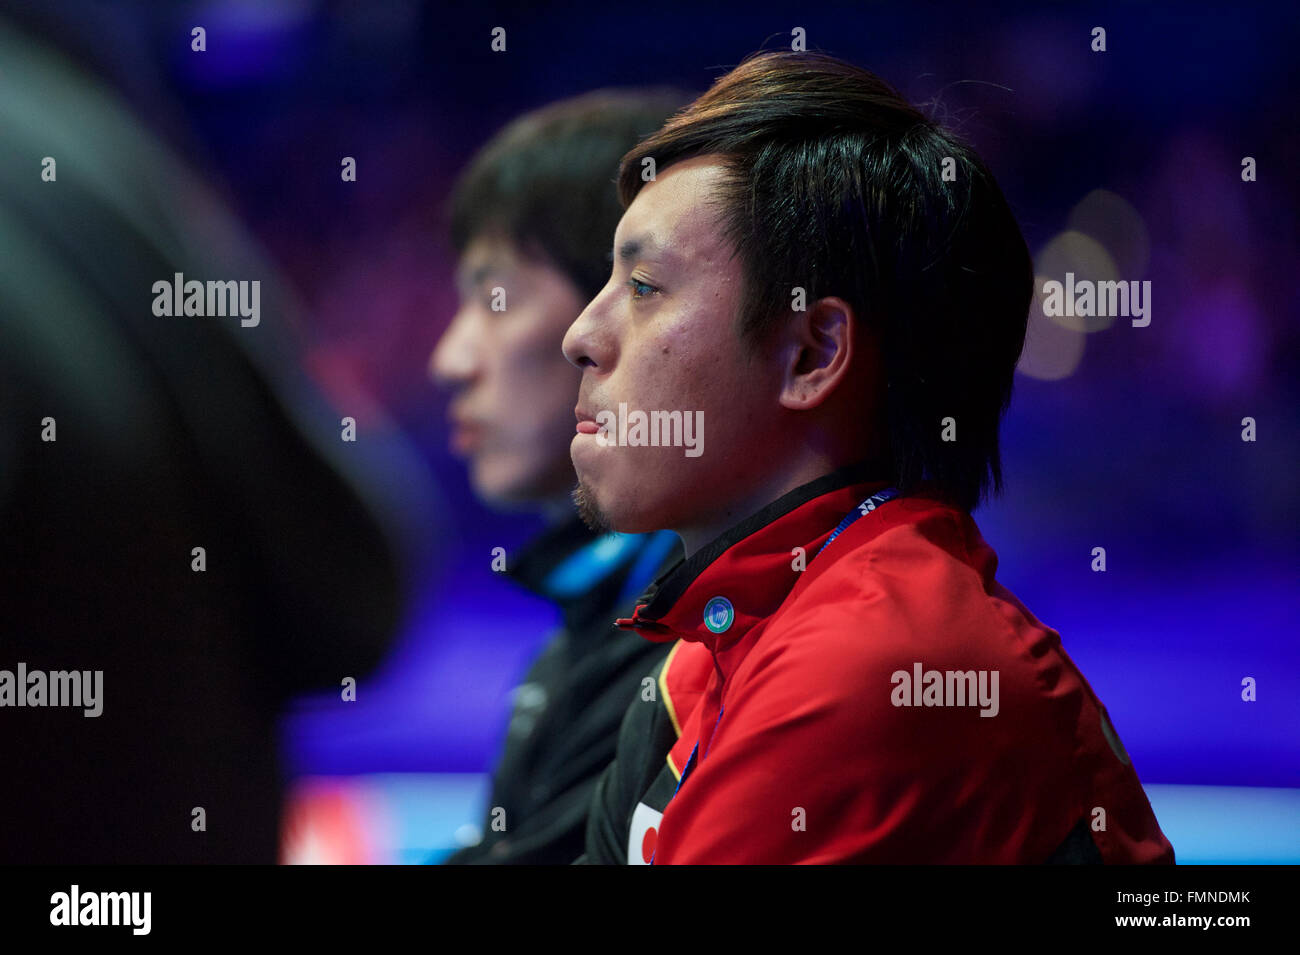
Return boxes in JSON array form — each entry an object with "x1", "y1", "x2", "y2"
[
  {"x1": 457, "y1": 263, "x2": 495, "y2": 289},
  {"x1": 617, "y1": 234, "x2": 665, "y2": 263}
]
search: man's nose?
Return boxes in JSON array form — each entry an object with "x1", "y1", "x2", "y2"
[
  {"x1": 431, "y1": 308, "x2": 478, "y2": 386},
  {"x1": 562, "y1": 297, "x2": 603, "y2": 371}
]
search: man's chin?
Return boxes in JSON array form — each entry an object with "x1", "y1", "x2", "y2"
[
  {"x1": 572, "y1": 479, "x2": 677, "y2": 536},
  {"x1": 571, "y1": 481, "x2": 612, "y2": 534},
  {"x1": 471, "y1": 463, "x2": 557, "y2": 514}
]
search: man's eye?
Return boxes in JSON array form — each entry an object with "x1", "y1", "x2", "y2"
[{"x1": 627, "y1": 278, "x2": 658, "y2": 299}]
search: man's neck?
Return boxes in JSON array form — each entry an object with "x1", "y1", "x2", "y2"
[{"x1": 673, "y1": 455, "x2": 849, "y2": 559}]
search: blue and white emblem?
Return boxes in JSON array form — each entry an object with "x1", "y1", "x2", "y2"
[{"x1": 703, "y1": 595, "x2": 734, "y2": 634}]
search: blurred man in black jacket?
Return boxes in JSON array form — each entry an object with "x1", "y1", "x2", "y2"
[{"x1": 431, "y1": 90, "x2": 685, "y2": 864}]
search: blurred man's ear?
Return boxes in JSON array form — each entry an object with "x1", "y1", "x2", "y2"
[{"x1": 777, "y1": 296, "x2": 855, "y2": 411}]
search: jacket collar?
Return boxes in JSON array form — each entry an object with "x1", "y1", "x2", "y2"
[
  {"x1": 615, "y1": 459, "x2": 894, "y2": 652},
  {"x1": 505, "y1": 514, "x2": 598, "y2": 599},
  {"x1": 509, "y1": 514, "x2": 682, "y2": 640}
]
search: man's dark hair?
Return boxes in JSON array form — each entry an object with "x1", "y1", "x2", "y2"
[
  {"x1": 450, "y1": 88, "x2": 688, "y2": 301},
  {"x1": 618, "y1": 52, "x2": 1033, "y2": 513}
]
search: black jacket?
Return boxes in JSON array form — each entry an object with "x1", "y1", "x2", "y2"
[{"x1": 445, "y1": 518, "x2": 680, "y2": 864}]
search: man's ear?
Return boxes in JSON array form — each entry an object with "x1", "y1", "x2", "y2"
[{"x1": 778, "y1": 296, "x2": 855, "y2": 410}]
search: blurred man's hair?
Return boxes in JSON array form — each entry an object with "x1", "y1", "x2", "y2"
[
  {"x1": 449, "y1": 88, "x2": 688, "y2": 300},
  {"x1": 618, "y1": 52, "x2": 1033, "y2": 513}
]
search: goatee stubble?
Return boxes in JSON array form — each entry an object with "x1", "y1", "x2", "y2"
[{"x1": 572, "y1": 480, "x2": 612, "y2": 534}]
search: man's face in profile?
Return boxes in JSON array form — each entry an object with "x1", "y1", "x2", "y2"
[
  {"x1": 563, "y1": 155, "x2": 789, "y2": 537},
  {"x1": 431, "y1": 234, "x2": 585, "y2": 507}
]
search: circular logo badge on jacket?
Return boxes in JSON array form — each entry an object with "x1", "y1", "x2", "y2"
[{"x1": 703, "y1": 596, "x2": 734, "y2": 634}]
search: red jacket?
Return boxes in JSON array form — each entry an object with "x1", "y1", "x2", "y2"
[{"x1": 602, "y1": 466, "x2": 1174, "y2": 864}]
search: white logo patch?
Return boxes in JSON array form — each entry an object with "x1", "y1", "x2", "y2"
[{"x1": 628, "y1": 802, "x2": 664, "y2": 865}]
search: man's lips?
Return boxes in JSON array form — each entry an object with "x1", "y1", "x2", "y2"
[
  {"x1": 575, "y1": 405, "x2": 600, "y2": 435},
  {"x1": 449, "y1": 415, "x2": 486, "y2": 454}
]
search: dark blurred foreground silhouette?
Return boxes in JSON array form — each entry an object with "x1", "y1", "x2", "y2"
[{"x1": 0, "y1": 14, "x2": 411, "y2": 863}]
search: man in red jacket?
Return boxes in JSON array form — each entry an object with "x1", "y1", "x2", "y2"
[{"x1": 565, "y1": 51, "x2": 1174, "y2": 864}]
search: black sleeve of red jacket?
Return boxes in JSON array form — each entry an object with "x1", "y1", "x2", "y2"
[{"x1": 581, "y1": 655, "x2": 682, "y2": 865}]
